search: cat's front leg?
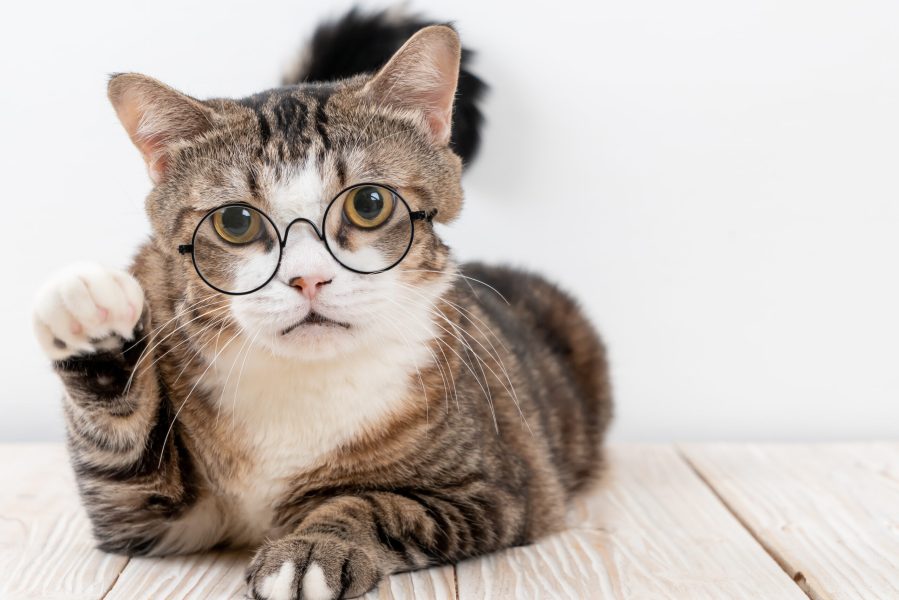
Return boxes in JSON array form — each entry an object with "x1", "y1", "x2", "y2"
[
  {"x1": 33, "y1": 263, "x2": 200, "y2": 554},
  {"x1": 246, "y1": 488, "x2": 520, "y2": 600}
]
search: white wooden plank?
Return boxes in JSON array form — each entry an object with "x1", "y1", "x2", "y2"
[
  {"x1": 0, "y1": 443, "x2": 129, "y2": 600},
  {"x1": 104, "y1": 551, "x2": 250, "y2": 600},
  {"x1": 456, "y1": 445, "x2": 806, "y2": 600},
  {"x1": 681, "y1": 443, "x2": 899, "y2": 600},
  {"x1": 362, "y1": 566, "x2": 456, "y2": 600},
  {"x1": 104, "y1": 550, "x2": 454, "y2": 600}
]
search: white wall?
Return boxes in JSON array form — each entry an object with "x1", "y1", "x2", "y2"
[{"x1": 2, "y1": 0, "x2": 897, "y2": 442}]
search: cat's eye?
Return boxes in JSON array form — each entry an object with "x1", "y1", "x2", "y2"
[
  {"x1": 343, "y1": 185, "x2": 395, "y2": 229},
  {"x1": 212, "y1": 206, "x2": 262, "y2": 244}
]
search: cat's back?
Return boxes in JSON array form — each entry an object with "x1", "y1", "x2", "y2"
[{"x1": 456, "y1": 262, "x2": 613, "y2": 493}]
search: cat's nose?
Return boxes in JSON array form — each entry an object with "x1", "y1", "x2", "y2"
[{"x1": 288, "y1": 275, "x2": 333, "y2": 301}]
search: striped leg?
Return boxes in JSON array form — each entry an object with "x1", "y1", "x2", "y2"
[
  {"x1": 247, "y1": 485, "x2": 524, "y2": 600},
  {"x1": 34, "y1": 263, "x2": 201, "y2": 555}
]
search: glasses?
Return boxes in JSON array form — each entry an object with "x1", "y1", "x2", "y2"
[{"x1": 177, "y1": 183, "x2": 436, "y2": 295}]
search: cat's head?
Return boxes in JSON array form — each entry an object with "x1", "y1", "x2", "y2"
[{"x1": 109, "y1": 26, "x2": 464, "y2": 361}]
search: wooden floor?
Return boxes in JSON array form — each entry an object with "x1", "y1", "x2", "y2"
[{"x1": 1, "y1": 444, "x2": 896, "y2": 599}]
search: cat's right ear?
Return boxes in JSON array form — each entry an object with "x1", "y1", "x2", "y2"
[
  {"x1": 107, "y1": 73, "x2": 215, "y2": 184},
  {"x1": 362, "y1": 26, "x2": 461, "y2": 147}
]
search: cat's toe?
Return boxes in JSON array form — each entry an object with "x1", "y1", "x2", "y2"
[
  {"x1": 254, "y1": 559, "x2": 297, "y2": 600},
  {"x1": 300, "y1": 562, "x2": 335, "y2": 600}
]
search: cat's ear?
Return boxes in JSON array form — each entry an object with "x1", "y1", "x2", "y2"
[
  {"x1": 107, "y1": 73, "x2": 215, "y2": 183},
  {"x1": 362, "y1": 25, "x2": 461, "y2": 146}
]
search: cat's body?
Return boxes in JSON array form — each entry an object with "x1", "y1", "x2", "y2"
[{"x1": 33, "y1": 11, "x2": 611, "y2": 599}]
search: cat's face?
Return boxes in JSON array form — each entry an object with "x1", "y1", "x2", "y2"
[{"x1": 109, "y1": 27, "x2": 463, "y2": 360}]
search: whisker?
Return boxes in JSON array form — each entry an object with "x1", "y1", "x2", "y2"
[
  {"x1": 132, "y1": 308, "x2": 232, "y2": 393},
  {"x1": 170, "y1": 314, "x2": 234, "y2": 387},
  {"x1": 126, "y1": 294, "x2": 229, "y2": 366},
  {"x1": 122, "y1": 293, "x2": 223, "y2": 385},
  {"x1": 124, "y1": 292, "x2": 221, "y2": 353},
  {"x1": 404, "y1": 268, "x2": 510, "y2": 305},
  {"x1": 214, "y1": 328, "x2": 256, "y2": 428},
  {"x1": 231, "y1": 328, "x2": 263, "y2": 428},
  {"x1": 158, "y1": 325, "x2": 244, "y2": 469},
  {"x1": 378, "y1": 294, "x2": 498, "y2": 431},
  {"x1": 124, "y1": 299, "x2": 231, "y2": 396},
  {"x1": 360, "y1": 308, "x2": 450, "y2": 417},
  {"x1": 392, "y1": 282, "x2": 530, "y2": 432},
  {"x1": 371, "y1": 310, "x2": 431, "y2": 423}
]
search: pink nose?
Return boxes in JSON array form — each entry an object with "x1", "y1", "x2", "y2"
[{"x1": 289, "y1": 275, "x2": 333, "y2": 301}]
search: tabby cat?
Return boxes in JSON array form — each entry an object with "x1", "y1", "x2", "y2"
[{"x1": 32, "y1": 10, "x2": 612, "y2": 599}]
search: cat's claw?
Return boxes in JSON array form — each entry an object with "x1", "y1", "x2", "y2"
[{"x1": 33, "y1": 263, "x2": 145, "y2": 361}]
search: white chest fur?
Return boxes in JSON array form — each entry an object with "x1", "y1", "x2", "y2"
[{"x1": 198, "y1": 331, "x2": 434, "y2": 543}]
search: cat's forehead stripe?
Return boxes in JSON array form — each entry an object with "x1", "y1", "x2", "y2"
[{"x1": 236, "y1": 84, "x2": 337, "y2": 152}]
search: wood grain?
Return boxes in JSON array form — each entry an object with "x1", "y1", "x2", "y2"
[
  {"x1": 0, "y1": 443, "x2": 129, "y2": 600},
  {"x1": 456, "y1": 445, "x2": 806, "y2": 600},
  {"x1": 104, "y1": 551, "x2": 250, "y2": 600},
  {"x1": 18, "y1": 443, "x2": 883, "y2": 599},
  {"x1": 103, "y1": 550, "x2": 455, "y2": 600},
  {"x1": 362, "y1": 566, "x2": 456, "y2": 600},
  {"x1": 681, "y1": 443, "x2": 899, "y2": 600}
]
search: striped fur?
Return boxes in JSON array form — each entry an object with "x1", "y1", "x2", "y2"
[{"x1": 33, "y1": 16, "x2": 612, "y2": 600}]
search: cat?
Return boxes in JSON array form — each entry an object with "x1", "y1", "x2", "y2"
[{"x1": 32, "y1": 9, "x2": 612, "y2": 600}]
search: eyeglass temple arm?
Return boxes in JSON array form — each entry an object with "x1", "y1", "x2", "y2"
[
  {"x1": 410, "y1": 209, "x2": 438, "y2": 223},
  {"x1": 178, "y1": 209, "x2": 437, "y2": 254}
]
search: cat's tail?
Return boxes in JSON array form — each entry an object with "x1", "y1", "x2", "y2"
[{"x1": 284, "y1": 7, "x2": 487, "y2": 167}]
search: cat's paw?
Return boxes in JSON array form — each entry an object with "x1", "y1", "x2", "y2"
[
  {"x1": 246, "y1": 534, "x2": 379, "y2": 600},
  {"x1": 33, "y1": 263, "x2": 145, "y2": 361}
]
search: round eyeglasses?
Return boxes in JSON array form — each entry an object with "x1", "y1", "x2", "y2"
[{"x1": 177, "y1": 183, "x2": 436, "y2": 295}]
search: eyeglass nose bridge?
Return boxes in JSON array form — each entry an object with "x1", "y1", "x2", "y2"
[{"x1": 281, "y1": 217, "x2": 325, "y2": 246}]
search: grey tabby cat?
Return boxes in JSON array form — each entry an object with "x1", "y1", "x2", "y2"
[{"x1": 32, "y1": 10, "x2": 612, "y2": 600}]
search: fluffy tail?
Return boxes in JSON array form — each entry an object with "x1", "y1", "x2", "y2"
[{"x1": 284, "y1": 7, "x2": 487, "y2": 166}]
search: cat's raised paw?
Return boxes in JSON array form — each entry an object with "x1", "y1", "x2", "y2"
[
  {"x1": 33, "y1": 263, "x2": 145, "y2": 360},
  {"x1": 246, "y1": 534, "x2": 379, "y2": 600}
]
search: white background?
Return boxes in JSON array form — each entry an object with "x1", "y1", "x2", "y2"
[{"x1": 2, "y1": 0, "x2": 897, "y2": 442}]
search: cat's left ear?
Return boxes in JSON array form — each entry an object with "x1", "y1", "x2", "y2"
[
  {"x1": 107, "y1": 73, "x2": 216, "y2": 183},
  {"x1": 362, "y1": 25, "x2": 461, "y2": 146}
]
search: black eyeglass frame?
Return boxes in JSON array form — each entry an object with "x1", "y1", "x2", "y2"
[{"x1": 177, "y1": 183, "x2": 437, "y2": 296}]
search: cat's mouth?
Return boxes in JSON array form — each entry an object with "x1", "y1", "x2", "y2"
[{"x1": 280, "y1": 311, "x2": 351, "y2": 335}]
